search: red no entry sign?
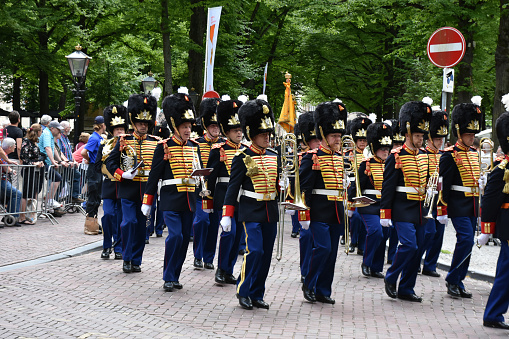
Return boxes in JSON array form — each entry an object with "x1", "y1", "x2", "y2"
[{"x1": 427, "y1": 27, "x2": 466, "y2": 68}]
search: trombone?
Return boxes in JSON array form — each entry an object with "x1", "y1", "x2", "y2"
[
  {"x1": 191, "y1": 147, "x2": 211, "y2": 197},
  {"x1": 276, "y1": 133, "x2": 309, "y2": 261},
  {"x1": 477, "y1": 137, "x2": 494, "y2": 247}
]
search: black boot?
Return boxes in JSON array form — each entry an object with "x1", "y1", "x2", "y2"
[{"x1": 215, "y1": 268, "x2": 226, "y2": 284}]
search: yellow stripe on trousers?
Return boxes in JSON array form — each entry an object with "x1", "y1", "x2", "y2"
[{"x1": 236, "y1": 222, "x2": 249, "y2": 295}]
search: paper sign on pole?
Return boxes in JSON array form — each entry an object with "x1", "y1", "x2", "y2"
[
  {"x1": 263, "y1": 63, "x2": 268, "y2": 94},
  {"x1": 203, "y1": 6, "x2": 222, "y2": 93},
  {"x1": 442, "y1": 68, "x2": 454, "y2": 93}
]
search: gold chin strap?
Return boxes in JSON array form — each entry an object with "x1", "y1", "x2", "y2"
[
  {"x1": 245, "y1": 126, "x2": 251, "y2": 141},
  {"x1": 455, "y1": 123, "x2": 462, "y2": 144},
  {"x1": 406, "y1": 121, "x2": 417, "y2": 150},
  {"x1": 319, "y1": 126, "x2": 333, "y2": 150},
  {"x1": 170, "y1": 117, "x2": 183, "y2": 140}
]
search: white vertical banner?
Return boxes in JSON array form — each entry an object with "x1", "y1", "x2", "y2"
[
  {"x1": 204, "y1": 6, "x2": 222, "y2": 93},
  {"x1": 262, "y1": 62, "x2": 268, "y2": 94}
]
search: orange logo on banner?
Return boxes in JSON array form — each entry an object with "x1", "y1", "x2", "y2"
[
  {"x1": 210, "y1": 48, "x2": 214, "y2": 64},
  {"x1": 210, "y1": 24, "x2": 215, "y2": 43}
]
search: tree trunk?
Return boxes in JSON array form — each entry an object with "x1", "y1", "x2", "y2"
[
  {"x1": 455, "y1": 0, "x2": 475, "y2": 106},
  {"x1": 161, "y1": 0, "x2": 172, "y2": 96},
  {"x1": 492, "y1": 0, "x2": 509, "y2": 148},
  {"x1": 188, "y1": 0, "x2": 206, "y2": 96},
  {"x1": 39, "y1": 70, "x2": 50, "y2": 116},
  {"x1": 12, "y1": 68, "x2": 21, "y2": 111}
]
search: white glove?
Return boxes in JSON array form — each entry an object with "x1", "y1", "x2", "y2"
[
  {"x1": 437, "y1": 215, "x2": 448, "y2": 225},
  {"x1": 347, "y1": 210, "x2": 354, "y2": 218},
  {"x1": 426, "y1": 187, "x2": 438, "y2": 196},
  {"x1": 380, "y1": 219, "x2": 392, "y2": 227},
  {"x1": 279, "y1": 177, "x2": 289, "y2": 190},
  {"x1": 141, "y1": 204, "x2": 151, "y2": 217},
  {"x1": 122, "y1": 169, "x2": 138, "y2": 180},
  {"x1": 301, "y1": 220, "x2": 310, "y2": 230},
  {"x1": 479, "y1": 173, "x2": 487, "y2": 191},
  {"x1": 342, "y1": 177, "x2": 350, "y2": 189},
  {"x1": 220, "y1": 216, "x2": 231, "y2": 232},
  {"x1": 476, "y1": 233, "x2": 490, "y2": 247},
  {"x1": 285, "y1": 209, "x2": 296, "y2": 215},
  {"x1": 203, "y1": 209, "x2": 214, "y2": 214}
]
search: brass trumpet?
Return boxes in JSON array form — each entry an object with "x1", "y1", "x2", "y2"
[
  {"x1": 192, "y1": 147, "x2": 211, "y2": 197},
  {"x1": 276, "y1": 133, "x2": 309, "y2": 261}
]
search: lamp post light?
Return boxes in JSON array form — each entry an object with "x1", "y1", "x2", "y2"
[
  {"x1": 65, "y1": 44, "x2": 92, "y2": 145},
  {"x1": 142, "y1": 72, "x2": 157, "y2": 95}
]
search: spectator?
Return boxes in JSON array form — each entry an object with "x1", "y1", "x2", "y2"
[
  {"x1": 81, "y1": 116, "x2": 105, "y2": 220},
  {"x1": 38, "y1": 120, "x2": 66, "y2": 214},
  {"x1": 57, "y1": 121, "x2": 83, "y2": 204},
  {"x1": 3, "y1": 110, "x2": 23, "y2": 161},
  {"x1": 73, "y1": 144, "x2": 86, "y2": 164},
  {"x1": 0, "y1": 138, "x2": 22, "y2": 226},
  {"x1": 40, "y1": 115, "x2": 52, "y2": 130},
  {"x1": 75, "y1": 132, "x2": 90, "y2": 152},
  {"x1": 19, "y1": 124, "x2": 44, "y2": 225}
]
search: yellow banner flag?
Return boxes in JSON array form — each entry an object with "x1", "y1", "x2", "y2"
[{"x1": 278, "y1": 72, "x2": 296, "y2": 133}]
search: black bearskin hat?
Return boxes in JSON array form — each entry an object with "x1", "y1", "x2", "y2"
[
  {"x1": 367, "y1": 122, "x2": 393, "y2": 153},
  {"x1": 348, "y1": 116, "x2": 372, "y2": 141},
  {"x1": 128, "y1": 94, "x2": 157, "y2": 132},
  {"x1": 297, "y1": 111, "x2": 317, "y2": 143},
  {"x1": 217, "y1": 99, "x2": 243, "y2": 135},
  {"x1": 199, "y1": 98, "x2": 220, "y2": 129},
  {"x1": 238, "y1": 99, "x2": 275, "y2": 141},
  {"x1": 385, "y1": 119, "x2": 405, "y2": 143},
  {"x1": 496, "y1": 112, "x2": 509, "y2": 154},
  {"x1": 104, "y1": 104, "x2": 128, "y2": 135},
  {"x1": 451, "y1": 97, "x2": 483, "y2": 137},
  {"x1": 314, "y1": 101, "x2": 348, "y2": 140},
  {"x1": 154, "y1": 123, "x2": 171, "y2": 139},
  {"x1": 294, "y1": 122, "x2": 302, "y2": 143},
  {"x1": 161, "y1": 93, "x2": 196, "y2": 133},
  {"x1": 398, "y1": 101, "x2": 432, "y2": 135},
  {"x1": 429, "y1": 109, "x2": 449, "y2": 139}
]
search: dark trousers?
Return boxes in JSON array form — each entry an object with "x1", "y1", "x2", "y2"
[
  {"x1": 85, "y1": 168, "x2": 102, "y2": 217},
  {"x1": 387, "y1": 228, "x2": 398, "y2": 262},
  {"x1": 163, "y1": 210, "x2": 193, "y2": 282},
  {"x1": 291, "y1": 213, "x2": 300, "y2": 233},
  {"x1": 299, "y1": 226, "x2": 313, "y2": 278},
  {"x1": 102, "y1": 198, "x2": 122, "y2": 253},
  {"x1": 193, "y1": 199, "x2": 220, "y2": 263},
  {"x1": 120, "y1": 199, "x2": 146, "y2": 265},
  {"x1": 446, "y1": 216, "x2": 476, "y2": 288},
  {"x1": 146, "y1": 197, "x2": 164, "y2": 239},
  {"x1": 360, "y1": 214, "x2": 391, "y2": 273},
  {"x1": 350, "y1": 210, "x2": 366, "y2": 251},
  {"x1": 217, "y1": 214, "x2": 242, "y2": 274},
  {"x1": 423, "y1": 219, "x2": 445, "y2": 272},
  {"x1": 236, "y1": 221, "x2": 277, "y2": 300},
  {"x1": 385, "y1": 221, "x2": 425, "y2": 295},
  {"x1": 484, "y1": 240, "x2": 509, "y2": 323},
  {"x1": 305, "y1": 221, "x2": 341, "y2": 297}
]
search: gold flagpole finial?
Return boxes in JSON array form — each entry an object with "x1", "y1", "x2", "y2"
[{"x1": 75, "y1": 44, "x2": 82, "y2": 51}]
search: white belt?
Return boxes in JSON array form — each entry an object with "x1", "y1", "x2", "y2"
[
  {"x1": 312, "y1": 189, "x2": 342, "y2": 196},
  {"x1": 217, "y1": 177, "x2": 230, "y2": 183},
  {"x1": 451, "y1": 185, "x2": 479, "y2": 194},
  {"x1": 161, "y1": 178, "x2": 197, "y2": 186},
  {"x1": 363, "y1": 189, "x2": 381, "y2": 195},
  {"x1": 395, "y1": 186, "x2": 425, "y2": 194},
  {"x1": 241, "y1": 189, "x2": 276, "y2": 201}
]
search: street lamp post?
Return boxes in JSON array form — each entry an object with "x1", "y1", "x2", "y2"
[
  {"x1": 142, "y1": 72, "x2": 157, "y2": 95},
  {"x1": 65, "y1": 44, "x2": 92, "y2": 146}
]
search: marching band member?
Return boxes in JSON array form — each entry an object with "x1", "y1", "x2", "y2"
[
  {"x1": 220, "y1": 99, "x2": 279, "y2": 310},
  {"x1": 346, "y1": 116, "x2": 372, "y2": 254},
  {"x1": 106, "y1": 94, "x2": 158, "y2": 273},
  {"x1": 98, "y1": 105, "x2": 128, "y2": 260},
  {"x1": 381, "y1": 101, "x2": 431, "y2": 302},
  {"x1": 352, "y1": 122, "x2": 393, "y2": 278},
  {"x1": 385, "y1": 118, "x2": 405, "y2": 264},
  {"x1": 193, "y1": 97, "x2": 224, "y2": 270},
  {"x1": 420, "y1": 107, "x2": 449, "y2": 277},
  {"x1": 299, "y1": 101, "x2": 348, "y2": 304},
  {"x1": 438, "y1": 96, "x2": 483, "y2": 298},
  {"x1": 479, "y1": 110, "x2": 509, "y2": 330},
  {"x1": 295, "y1": 111, "x2": 320, "y2": 283},
  {"x1": 142, "y1": 93, "x2": 199, "y2": 292},
  {"x1": 206, "y1": 97, "x2": 246, "y2": 285}
]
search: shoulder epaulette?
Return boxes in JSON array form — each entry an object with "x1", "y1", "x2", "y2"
[
  {"x1": 241, "y1": 142, "x2": 250, "y2": 148},
  {"x1": 497, "y1": 158, "x2": 509, "y2": 170},
  {"x1": 212, "y1": 142, "x2": 226, "y2": 149},
  {"x1": 189, "y1": 139, "x2": 199, "y2": 145},
  {"x1": 495, "y1": 155, "x2": 505, "y2": 163},
  {"x1": 149, "y1": 134, "x2": 162, "y2": 141},
  {"x1": 306, "y1": 149, "x2": 318, "y2": 154},
  {"x1": 444, "y1": 145, "x2": 454, "y2": 152},
  {"x1": 391, "y1": 146, "x2": 402, "y2": 154},
  {"x1": 157, "y1": 137, "x2": 171, "y2": 145}
]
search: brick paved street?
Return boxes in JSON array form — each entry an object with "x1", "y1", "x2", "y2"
[{"x1": 0, "y1": 214, "x2": 506, "y2": 338}]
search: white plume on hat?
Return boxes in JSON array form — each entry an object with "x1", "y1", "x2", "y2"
[
  {"x1": 221, "y1": 94, "x2": 231, "y2": 101},
  {"x1": 333, "y1": 98, "x2": 342, "y2": 103},
  {"x1": 431, "y1": 105, "x2": 441, "y2": 111},
  {"x1": 238, "y1": 95, "x2": 248, "y2": 103},
  {"x1": 471, "y1": 95, "x2": 482, "y2": 106},
  {"x1": 151, "y1": 87, "x2": 162, "y2": 102},
  {"x1": 383, "y1": 119, "x2": 392, "y2": 126},
  {"x1": 422, "y1": 96, "x2": 433, "y2": 106},
  {"x1": 502, "y1": 94, "x2": 509, "y2": 112},
  {"x1": 257, "y1": 94, "x2": 268, "y2": 102},
  {"x1": 368, "y1": 113, "x2": 377, "y2": 123},
  {"x1": 177, "y1": 87, "x2": 189, "y2": 95}
]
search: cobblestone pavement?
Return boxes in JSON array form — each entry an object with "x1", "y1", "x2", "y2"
[{"x1": 0, "y1": 215, "x2": 506, "y2": 338}]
